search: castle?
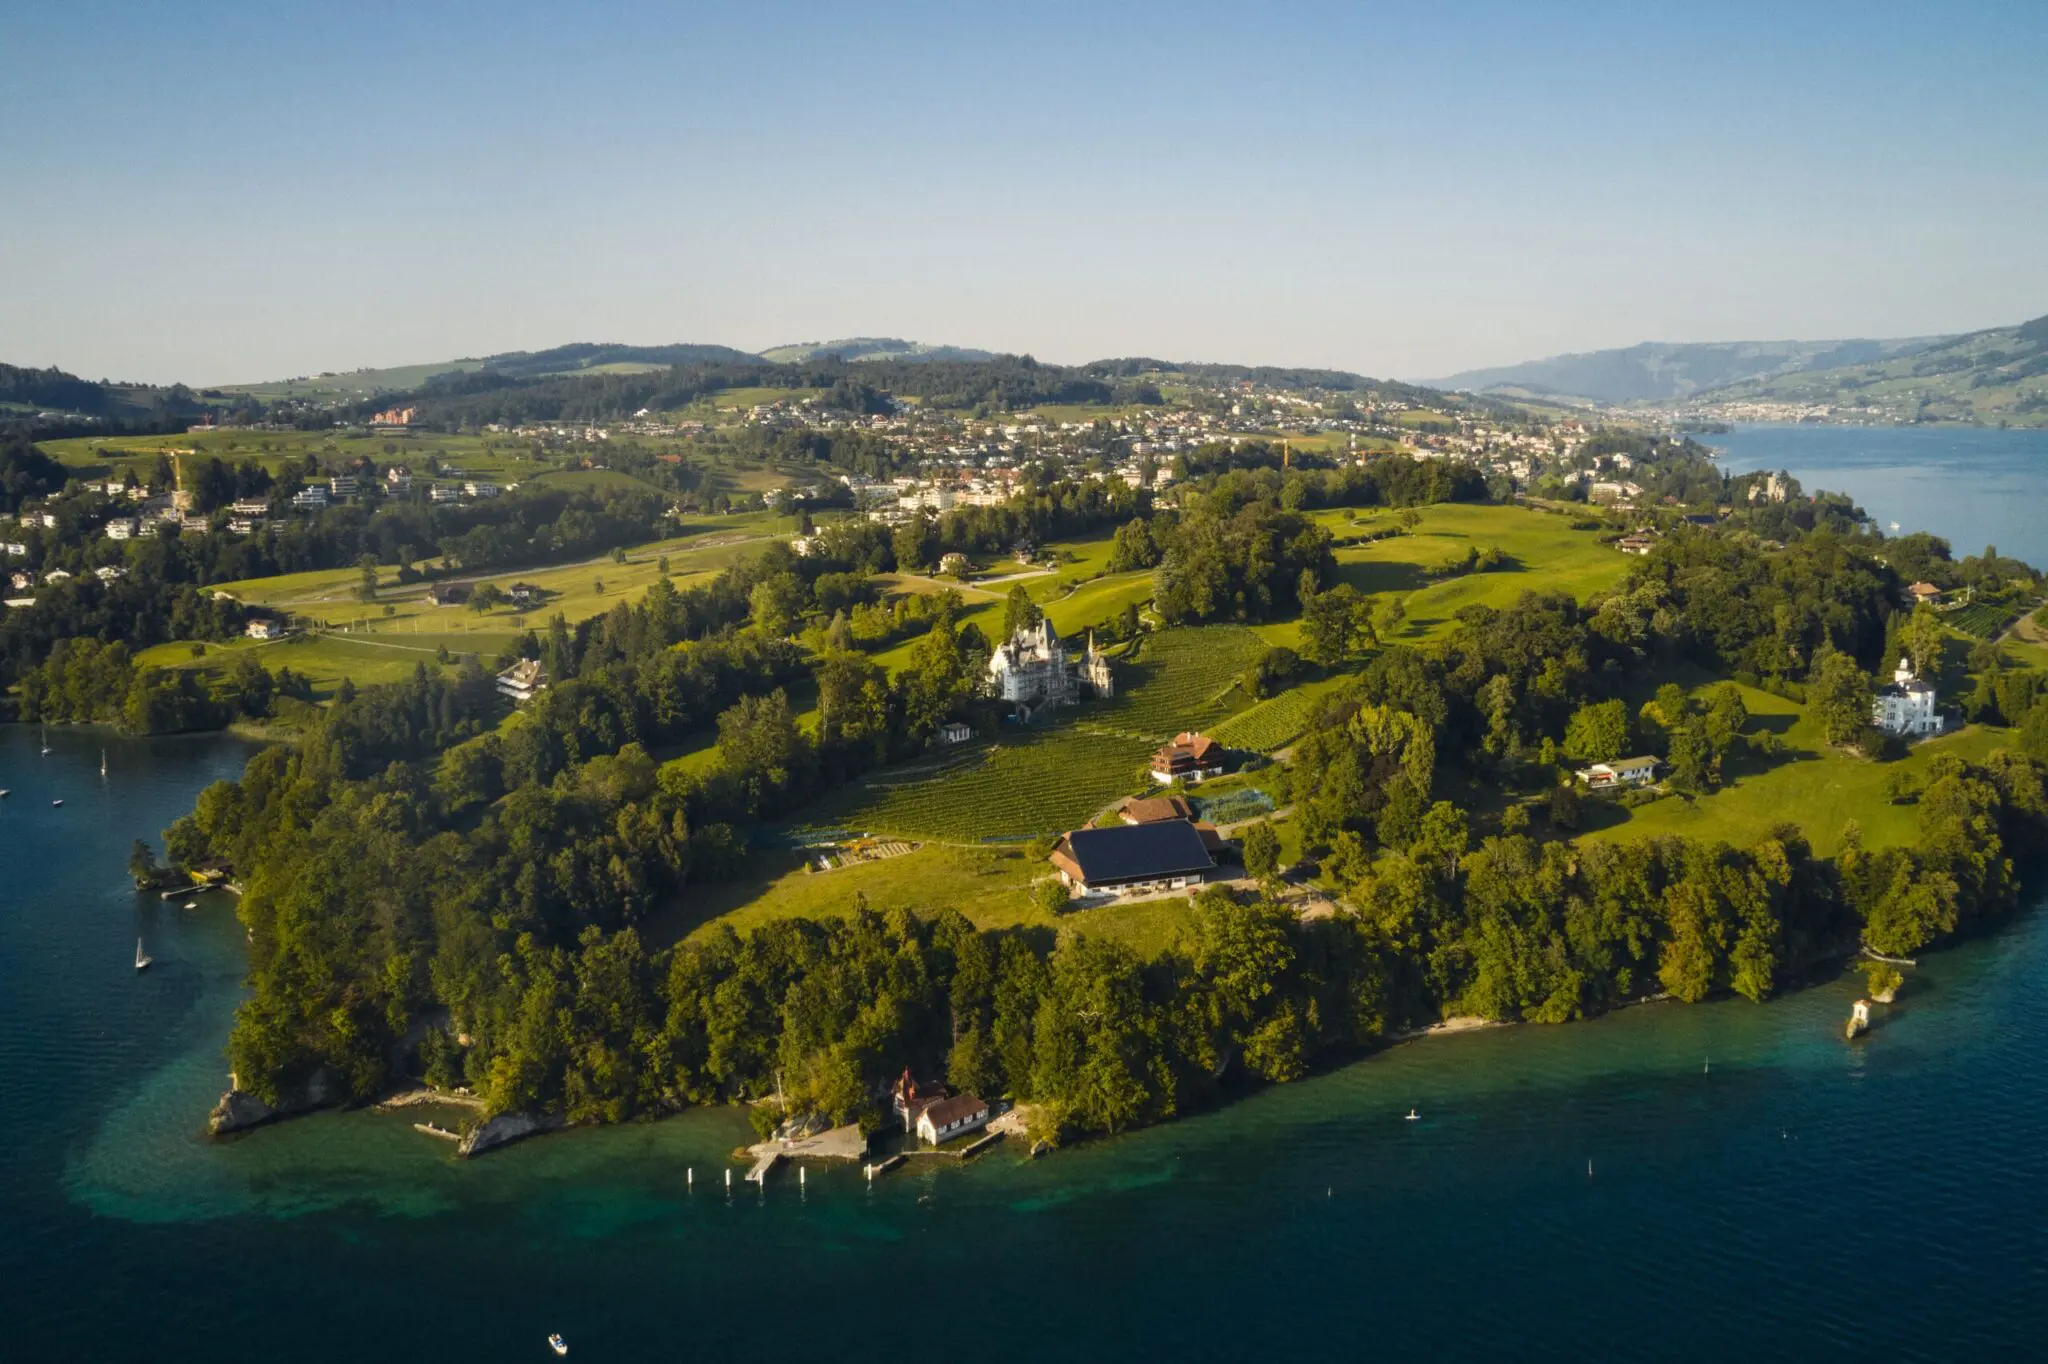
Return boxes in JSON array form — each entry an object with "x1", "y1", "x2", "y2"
[{"x1": 988, "y1": 619, "x2": 1112, "y2": 719}]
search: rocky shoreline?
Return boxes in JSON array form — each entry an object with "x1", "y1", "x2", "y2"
[{"x1": 207, "y1": 1066, "x2": 346, "y2": 1135}]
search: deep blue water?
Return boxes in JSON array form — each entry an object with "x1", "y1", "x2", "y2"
[
  {"x1": 6, "y1": 723, "x2": 2048, "y2": 1359},
  {"x1": 1710, "y1": 423, "x2": 2048, "y2": 569}
]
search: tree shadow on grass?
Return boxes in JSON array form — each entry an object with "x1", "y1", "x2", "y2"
[{"x1": 1331, "y1": 560, "x2": 1429, "y2": 596}]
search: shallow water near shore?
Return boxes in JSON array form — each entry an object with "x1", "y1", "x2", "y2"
[{"x1": 8, "y1": 718, "x2": 2048, "y2": 1358}]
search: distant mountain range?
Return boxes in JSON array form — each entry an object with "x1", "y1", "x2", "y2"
[
  {"x1": 755, "y1": 337, "x2": 996, "y2": 365},
  {"x1": 1679, "y1": 315, "x2": 2048, "y2": 425},
  {"x1": 1428, "y1": 337, "x2": 1948, "y2": 405}
]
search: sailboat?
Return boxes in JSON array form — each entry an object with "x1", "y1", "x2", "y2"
[
  {"x1": 135, "y1": 938, "x2": 152, "y2": 971},
  {"x1": 100, "y1": 749, "x2": 108, "y2": 778},
  {"x1": 41, "y1": 725, "x2": 51, "y2": 755}
]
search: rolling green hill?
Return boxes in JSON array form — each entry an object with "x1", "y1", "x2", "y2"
[
  {"x1": 1682, "y1": 314, "x2": 2048, "y2": 425},
  {"x1": 217, "y1": 342, "x2": 758, "y2": 402},
  {"x1": 0, "y1": 362, "x2": 219, "y2": 426},
  {"x1": 1430, "y1": 336, "x2": 1944, "y2": 404}
]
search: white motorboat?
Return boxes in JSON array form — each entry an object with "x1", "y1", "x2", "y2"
[
  {"x1": 135, "y1": 938, "x2": 152, "y2": 971},
  {"x1": 548, "y1": 1333, "x2": 569, "y2": 1356},
  {"x1": 1405, "y1": 1108, "x2": 1419, "y2": 1121},
  {"x1": 182, "y1": 901, "x2": 198, "y2": 910},
  {"x1": 51, "y1": 798, "x2": 63, "y2": 807}
]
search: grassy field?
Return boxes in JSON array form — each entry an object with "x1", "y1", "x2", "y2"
[
  {"x1": 665, "y1": 841, "x2": 1187, "y2": 956},
  {"x1": 1577, "y1": 681, "x2": 2021, "y2": 856},
  {"x1": 130, "y1": 516, "x2": 787, "y2": 698},
  {"x1": 1261, "y1": 502, "x2": 1629, "y2": 648},
  {"x1": 37, "y1": 427, "x2": 562, "y2": 486},
  {"x1": 135, "y1": 631, "x2": 468, "y2": 698}
]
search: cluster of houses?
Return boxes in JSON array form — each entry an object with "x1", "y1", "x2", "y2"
[{"x1": 1046, "y1": 744, "x2": 1239, "y2": 898}]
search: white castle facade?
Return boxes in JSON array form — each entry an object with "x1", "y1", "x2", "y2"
[{"x1": 988, "y1": 620, "x2": 1112, "y2": 718}]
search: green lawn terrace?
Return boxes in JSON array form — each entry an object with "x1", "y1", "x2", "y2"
[{"x1": 1574, "y1": 680, "x2": 2024, "y2": 858}]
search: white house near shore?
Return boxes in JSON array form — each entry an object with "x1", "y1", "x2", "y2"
[
  {"x1": 1873, "y1": 659, "x2": 1942, "y2": 738},
  {"x1": 914, "y1": 1094, "x2": 991, "y2": 1147}
]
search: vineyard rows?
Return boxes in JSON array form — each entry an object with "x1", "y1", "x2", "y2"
[
  {"x1": 1210, "y1": 688, "x2": 1320, "y2": 752},
  {"x1": 1944, "y1": 602, "x2": 2015, "y2": 638}
]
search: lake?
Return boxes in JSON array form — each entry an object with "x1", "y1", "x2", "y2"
[
  {"x1": 1708, "y1": 423, "x2": 2048, "y2": 569},
  {"x1": 7, "y1": 723, "x2": 2048, "y2": 1360}
]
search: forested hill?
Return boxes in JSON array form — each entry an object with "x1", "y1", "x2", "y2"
[
  {"x1": 1430, "y1": 336, "x2": 1944, "y2": 404},
  {"x1": 391, "y1": 353, "x2": 1490, "y2": 427},
  {"x1": 1682, "y1": 314, "x2": 2048, "y2": 426},
  {"x1": 0, "y1": 362, "x2": 220, "y2": 427}
]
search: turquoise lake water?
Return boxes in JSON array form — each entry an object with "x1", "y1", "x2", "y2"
[
  {"x1": 6, "y1": 424, "x2": 2048, "y2": 1358},
  {"x1": 7, "y1": 724, "x2": 2048, "y2": 1359},
  {"x1": 1709, "y1": 423, "x2": 2048, "y2": 568}
]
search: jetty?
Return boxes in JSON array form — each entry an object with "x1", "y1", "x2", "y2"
[
  {"x1": 413, "y1": 1122, "x2": 462, "y2": 1142},
  {"x1": 740, "y1": 1121, "x2": 866, "y2": 1184}
]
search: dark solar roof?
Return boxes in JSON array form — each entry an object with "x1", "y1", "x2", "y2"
[{"x1": 1062, "y1": 820, "x2": 1215, "y2": 884}]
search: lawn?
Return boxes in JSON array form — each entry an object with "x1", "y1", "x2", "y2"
[
  {"x1": 1577, "y1": 681, "x2": 2023, "y2": 856},
  {"x1": 663, "y1": 841, "x2": 1189, "y2": 957},
  {"x1": 134, "y1": 632, "x2": 465, "y2": 698},
  {"x1": 1311, "y1": 502, "x2": 1627, "y2": 644}
]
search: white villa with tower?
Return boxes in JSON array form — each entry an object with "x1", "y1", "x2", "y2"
[{"x1": 1872, "y1": 658, "x2": 1943, "y2": 738}]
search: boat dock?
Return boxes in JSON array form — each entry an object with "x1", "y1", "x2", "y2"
[
  {"x1": 413, "y1": 1122, "x2": 462, "y2": 1141},
  {"x1": 740, "y1": 1122, "x2": 866, "y2": 1183}
]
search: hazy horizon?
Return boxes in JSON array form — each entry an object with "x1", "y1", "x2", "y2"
[{"x1": 5, "y1": 0, "x2": 2043, "y2": 387}]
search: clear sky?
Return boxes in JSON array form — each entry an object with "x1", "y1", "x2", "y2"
[{"x1": 4, "y1": 0, "x2": 2044, "y2": 385}]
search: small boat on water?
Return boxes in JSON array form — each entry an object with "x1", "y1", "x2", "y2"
[
  {"x1": 100, "y1": 750, "x2": 108, "y2": 778},
  {"x1": 1405, "y1": 1108, "x2": 1419, "y2": 1122},
  {"x1": 547, "y1": 1333, "x2": 569, "y2": 1356},
  {"x1": 51, "y1": 799, "x2": 63, "y2": 807},
  {"x1": 135, "y1": 938, "x2": 152, "y2": 971},
  {"x1": 41, "y1": 725, "x2": 51, "y2": 755},
  {"x1": 182, "y1": 901, "x2": 198, "y2": 910},
  {"x1": 0, "y1": 788, "x2": 10, "y2": 798}
]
